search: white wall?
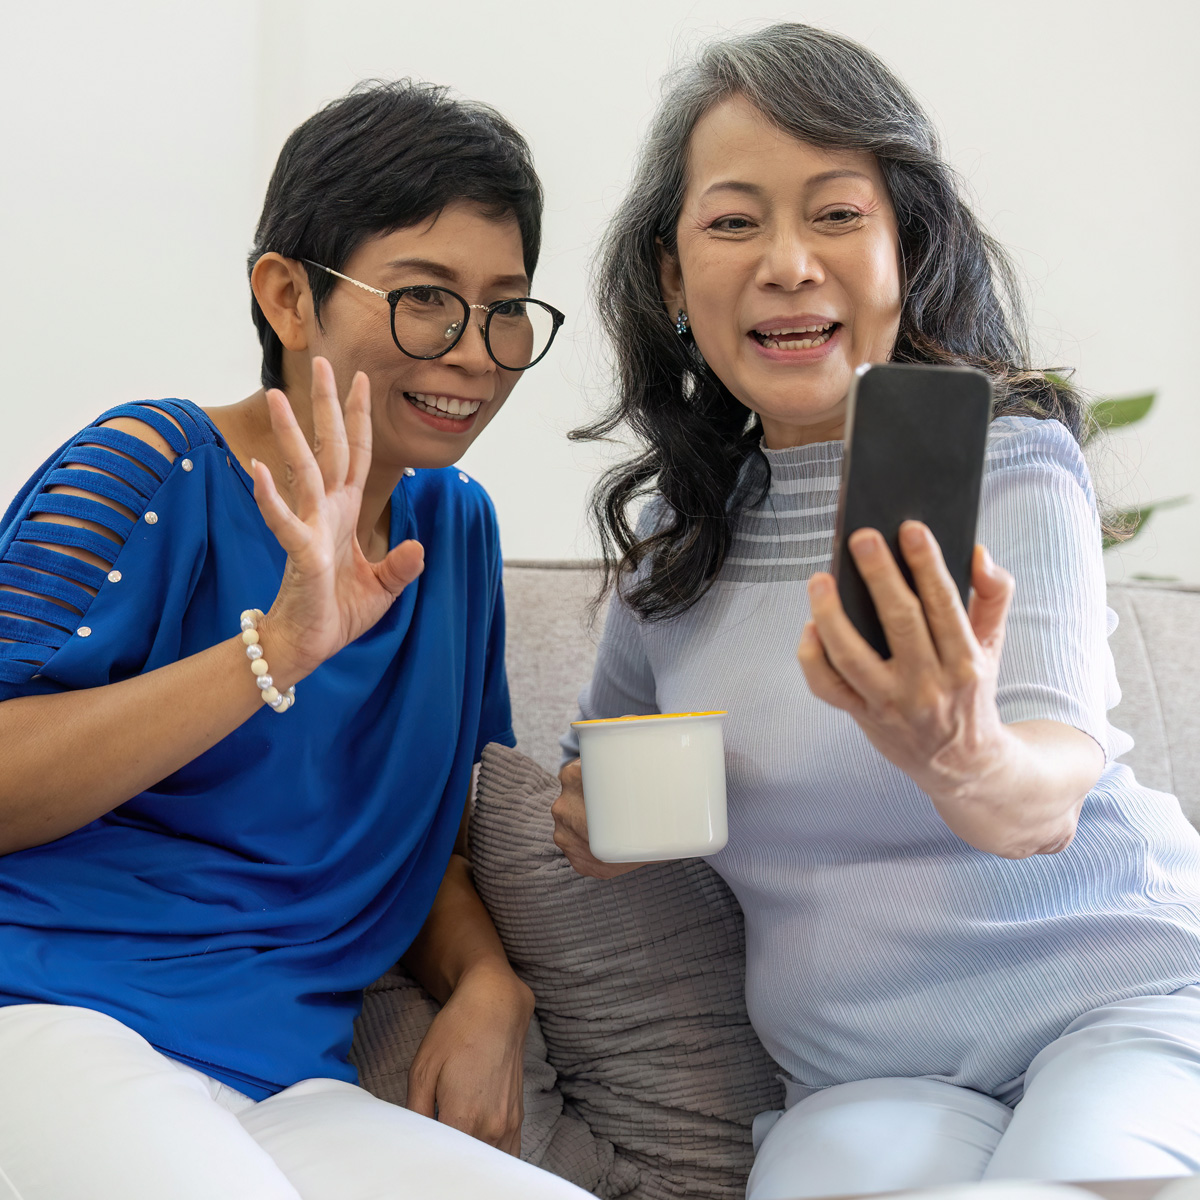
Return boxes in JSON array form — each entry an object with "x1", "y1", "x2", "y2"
[{"x1": 2, "y1": 0, "x2": 1197, "y2": 580}]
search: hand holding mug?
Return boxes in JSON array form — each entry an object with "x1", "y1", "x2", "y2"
[{"x1": 552, "y1": 760, "x2": 644, "y2": 880}]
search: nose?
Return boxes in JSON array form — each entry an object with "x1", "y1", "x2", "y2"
[
  {"x1": 755, "y1": 228, "x2": 825, "y2": 292},
  {"x1": 440, "y1": 314, "x2": 495, "y2": 377}
]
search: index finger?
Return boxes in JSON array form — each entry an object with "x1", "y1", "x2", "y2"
[{"x1": 897, "y1": 521, "x2": 976, "y2": 665}]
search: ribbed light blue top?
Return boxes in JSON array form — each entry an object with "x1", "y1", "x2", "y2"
[{"x1": 564, "y1": 416, "x2": 1200, "y2": 1096}]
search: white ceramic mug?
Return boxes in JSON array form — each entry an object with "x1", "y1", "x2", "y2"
[{"x1": 571, "y1": 711, "x2": 728, "y2": 863}]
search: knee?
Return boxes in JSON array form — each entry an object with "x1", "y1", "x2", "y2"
[
  {"x1": 788, "y1": 1076, "x2": 992, "y2": 1132},
  {"x1": 747, "y1": 1077, "x2": 1011, "y2": 1200},
  {"x1": 0, "y1": 1003, "x2": 149, "y2": 1074},
  {"x1": 0, "y1": 1002, "x2": 123, "y2": 1045},
  {"x1": 1023, "y1": 993, "x2": 1200, "y2": 1096}
]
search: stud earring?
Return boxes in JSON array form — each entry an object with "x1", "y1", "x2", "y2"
[{"x1": 675, "y1": 309, "x2": 690, "y2": 336}]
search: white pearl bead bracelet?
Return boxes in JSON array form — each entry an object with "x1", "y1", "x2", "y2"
[{"x1": 239, "y1": 609, "x2": 296, "y2": 714}]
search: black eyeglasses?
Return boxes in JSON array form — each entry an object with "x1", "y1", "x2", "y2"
[{"x1": 304, "y1": 261, "x2": 565, "y2": 372}]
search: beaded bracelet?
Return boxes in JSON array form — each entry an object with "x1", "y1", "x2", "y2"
[{"x1": 239, "y1": 609, "x2": 296, "y2": 714}]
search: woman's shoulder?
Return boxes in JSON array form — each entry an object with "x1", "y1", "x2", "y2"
[
  {"x1": 984, "y1": 414, "x2": 1091, "y2": 494},
  {"x1": 401, "y1": 466, "x2": 502, "y2": 559},
  {"x1": 404, "y1": 464, "x2": 496, "y2": 513},
  {"x1": 986, "y1": 413, "x2": 1083, "y2": 465},
  {"x1": 62, "y1": 399, "x2": 221, "y2": 468},
  {"x1": 1, "y1": 399, "x2": 224, "y2": 538},
  {"x1": 0, "y1": 401, "x2": 229, "y2": 699}
]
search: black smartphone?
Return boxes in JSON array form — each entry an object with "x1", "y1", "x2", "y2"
[{"x1": 832, "y1": 363, "x2": 993, "y2": 659}]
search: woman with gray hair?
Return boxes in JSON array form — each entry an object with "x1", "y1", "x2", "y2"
[{"x1": 553, "y1": 23, "x2": 1200, "y2": 1198}]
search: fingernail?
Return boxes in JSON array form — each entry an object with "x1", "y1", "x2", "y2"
[
  {"x1": 851, "y1": 532, "x2": 879, "y2": 557},
  {"x1": 250, "y1": 458, "x2": 258, "y2": 469},
  {"x1": 809, "y1": 574, "x2": 832, "y2": 596},
  {"x1": 900, "y1": 521, "x2": 924, "y2": 548}
]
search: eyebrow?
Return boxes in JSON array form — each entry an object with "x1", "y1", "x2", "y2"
[
  {"x1": 700, "y1": 169, "x2": 874, "y2": 199},
  {"x1": 382, "y1": 257, "x2": 529, "y2": 291}
]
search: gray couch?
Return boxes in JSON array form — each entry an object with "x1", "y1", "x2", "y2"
[{"x1": 350, "y1": 566, "x2": 1200, "y2": 1198}]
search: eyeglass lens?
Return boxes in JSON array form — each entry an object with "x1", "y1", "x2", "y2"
[{"x1": 391, "y1": 288, "x2": 557, "y2": 370}]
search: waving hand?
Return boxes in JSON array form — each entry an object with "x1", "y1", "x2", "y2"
[{"x1": 252, "y1": 357, "x2": 425, "y2": 678}]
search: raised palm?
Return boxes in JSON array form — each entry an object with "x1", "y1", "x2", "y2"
[{"x1": 250, "y1": 358, "x2": 424, "y2": 676}]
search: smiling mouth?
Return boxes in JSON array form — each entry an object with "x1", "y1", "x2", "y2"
[
  {"x1": 752, "y1": 322, "x2": 840, "y2": 350},
  {"x1": 404, "y1": 392, "x2": 483, "y2": 420}
]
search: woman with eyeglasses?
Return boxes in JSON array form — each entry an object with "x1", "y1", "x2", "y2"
[
  {"x1": 553, "y1": 24, "x2": 1200, "y2": 1199},
  {"x1": 0, "y1": 81, "x2": 583, "y2": 1199}
]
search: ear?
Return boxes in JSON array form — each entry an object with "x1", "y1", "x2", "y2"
[
  {"x1": 250, "y1": 253, "x2": 312, "y2": 353},
  {"x1": 655, "y1": 238, "x2": 686, "y2": 324}
]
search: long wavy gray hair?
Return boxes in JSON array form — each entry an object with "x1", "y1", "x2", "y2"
[{"x1": 573, "y1": 23, "x2": 1083, "y2": 621}]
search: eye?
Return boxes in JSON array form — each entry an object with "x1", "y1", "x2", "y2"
[
  {"x1": 405, "y1": 286, "x2": 448, "y2": 306},
  {"x1": 709, "y1": 216, "x2": 755, "y2": 233},
  {"x1": 820, "y1": 208, "x2": 863, "y2": 226},
  {"x1": 490, "y1": 299, "x2": 528, "y2": 318}
]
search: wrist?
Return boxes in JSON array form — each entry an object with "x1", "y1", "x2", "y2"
[
  {"x1": 455, "y1": 958, "x2": 536, "y2": 1020},
  {"x1": 922, "y1": 718, "x2": 1013, "y2": 809},
  {"x1": 924, "y1": 723, "x2": 1079, "y2": 858},
  {"x1": 253, "y1": 612, "x2": 322, "y2": 686}
]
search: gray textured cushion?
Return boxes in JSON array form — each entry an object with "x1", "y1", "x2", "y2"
[
  {"x1": 350, "y1": 964, "x2": 612, "y2": 1191},
  {"x1": 1107, "y1": 583, "x2": 1200, "y2": 824},
  {"x1": 470, "y1": 741, "x2": 786, "y2": 1200}
]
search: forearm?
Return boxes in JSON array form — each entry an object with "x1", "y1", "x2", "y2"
[
  {"x1": 926, "y1": 719, "x2": 1105, "y2": 859},
  {"x1": 0, "y1": 621, "x2": 308, "y2": 855},
  {"x1": 401, "y1": 853, "x2": 533, "y2": 1010}
]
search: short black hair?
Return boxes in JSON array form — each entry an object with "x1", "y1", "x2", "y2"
[{"x1": 248, "y1": 80, "x2": 544, "y2": 390}]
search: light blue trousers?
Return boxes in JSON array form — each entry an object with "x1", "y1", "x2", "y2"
[{"x1": 747, "y1": 988, "x2": 1200, "y2": 1199}]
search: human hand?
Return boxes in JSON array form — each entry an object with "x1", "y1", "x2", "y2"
[
  {"x1": 405, "y1": 964, "x2": 535, "y2": 1157},
  {"x1": 250, "y1": 357, "x2": 424, "y2": 679},
  {"x1": 552, "y1": 758, "x2": 648, "y2": 879},
  {"x1": 798, "y1": 522, "x2": 1016, "y2": 833}
]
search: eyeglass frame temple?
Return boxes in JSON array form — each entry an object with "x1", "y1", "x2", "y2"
[{"x1": 301, "y1": 260, "x2": 566, "y2": 370}]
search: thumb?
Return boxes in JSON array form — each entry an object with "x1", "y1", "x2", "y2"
[
  {"x1": 967, "y1": 544, "x2": 1014, "y2": 653},
  {"x1": 375, "y1": 539, "x2": 425, "y2": 596}
]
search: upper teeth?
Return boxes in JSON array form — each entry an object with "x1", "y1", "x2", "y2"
[
  {"x1": 760, "y1": 323, "x2": 833, "y2": 337},
  {"x1": 408, "y1": 393, "x2": 482, "y2": 417}
]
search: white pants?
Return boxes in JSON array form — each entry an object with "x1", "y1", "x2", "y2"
[
  {"x1": 747, "y1": 988, "x2": 1200, "y2": 1199},
  {"x1": 0, "y1": 1004, "x2": 592, "y2": 1200}
]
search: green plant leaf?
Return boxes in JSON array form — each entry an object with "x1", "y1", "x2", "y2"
[
  {"x1": 1103, "y1": 494, "x2": 1191, "y2": 550},
  {"x1": 1088, "y1": 392, "x2": 1156, "y2": 436}
]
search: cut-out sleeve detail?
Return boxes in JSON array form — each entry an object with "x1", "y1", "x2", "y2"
[
  {"x1": 74, "y1": 426, "x2": 175, "y2": 480},
  {"x1": 0, "y1": 614, "x2": 70, "y2": 650},
  {"x1": 44, "y1": 467, "x2": 145, "y2": 513},
  {"x1": 58, "y1": 446, "x2": 159, "y2": 499},
  {"x1": 14, "y1": 518, "x2": 125, "y2": 565},
  {"x1": 0, "y1": 563, "x2": 95, "y2": 612},
  {"x1": 4, "y1": 541, "x2": 108, "y2": 591},
  {"x1": 29, "y1": 493, "x2": 136, "y2": 542},
  {"x1": 0, "y1": 399, "x2": 218, "y2": 693}
]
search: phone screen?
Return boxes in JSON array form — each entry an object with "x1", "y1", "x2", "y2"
[{"x1": 832, "y1": 363, "x2": 993, "y2": 658}]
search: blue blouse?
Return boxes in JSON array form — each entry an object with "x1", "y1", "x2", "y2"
[{"x1": 0, "y1": 399, "x2": 514, "y2": 1099}]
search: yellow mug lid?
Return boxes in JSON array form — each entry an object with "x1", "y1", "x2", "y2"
[{"x1": 571, "y1": 710, "x2": 727, "y2": 727}]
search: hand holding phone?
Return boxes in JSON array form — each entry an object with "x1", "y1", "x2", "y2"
[{"x1": 831, "y1": 363, "x2": 993, "y2": 658}]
